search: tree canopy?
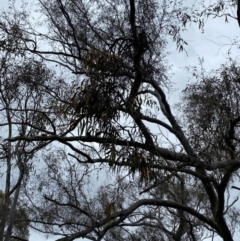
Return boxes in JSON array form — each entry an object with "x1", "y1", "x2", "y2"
[{"x1": 0, "y1": 0, "x2": 240, "y2": 241}]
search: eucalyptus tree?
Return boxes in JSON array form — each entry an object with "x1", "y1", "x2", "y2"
[
  {"x1": 0, "y1": 23, "x2": 71, "y2": 240},
  {"x1": 0, "y1": 54, "x2": 52, "y2": 241},
  {"x1": 1, "y1": 0, "x2": 240, "y2": 241}
]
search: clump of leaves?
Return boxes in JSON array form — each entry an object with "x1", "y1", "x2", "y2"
[{"x1": 182, "y1": 61, "x2": 240, "y2": 162}]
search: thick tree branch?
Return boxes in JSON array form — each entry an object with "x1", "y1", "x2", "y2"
[
  {"x1": 144, "y1": 84, "x2": 196, "y2": 157},
  {"x1": 56, "y1": 199, "x2": 220, "y2": 241}
]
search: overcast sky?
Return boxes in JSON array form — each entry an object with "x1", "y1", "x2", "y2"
[{"x1": 0, "y1": 0, "x2": 240, "y2": 241}]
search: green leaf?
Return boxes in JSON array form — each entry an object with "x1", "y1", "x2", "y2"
[
  {"x1": 111, "y1": 146, "x2": 116, "y2": 161},
  {"x1": 80, "y1": 119, "x2": 86, "y2": 135}
]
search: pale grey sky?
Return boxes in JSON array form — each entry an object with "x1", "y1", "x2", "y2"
[{"x1": 0, "y1": 1, "x2": 7, "y2": 9}]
